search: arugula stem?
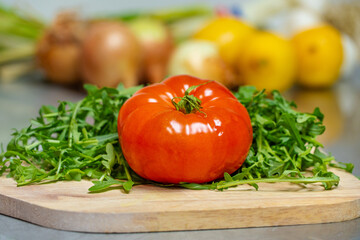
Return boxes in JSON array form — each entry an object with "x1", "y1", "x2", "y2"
[
  {"x1": 5, "y1": 150, "x2": 36, "y2": 167},
  {"x1": 217, "y1": 176, "x2": 339, "y2": 190},
  {"x1": 77, "y1": 139, "x2": 99, "y2": 146},
  {"x1": 264, "y1": 140, "x2": 284, "y2": 163},
  {"x1": 76, "y1": 152, "x2": 96, "y2": 161},
  {"x1": 301, "y1": 135, "x2": 323, "y2": 148},
  {"x1": 118, "y1": 153, "x2": 132, "y2": 181},
  {"x1": 42, "y1": 113, "x2": 60, "y2": 118},
  {"x1": 282, "y1": 114, "x2": 305, "y2": 150},
  {"x1": 94, "y1": 133, "x2": 119, "y2": 143},
  {"x1": 82, "y1": 128, "x2": 89, "y2": 139},
  {"x1": 281, "y1": 146, "x2": 297, "y2": 169},
  {"x1": 99, "y1": 173, "x2": 106, "y2": 181},
  {"x1": 256, "y1": 128, "x2": 263, "y2": 152},
  {"x1": 25, "y1": 141, "x2": 41, "y2": 151},
  {"x1": 46, "y1": 139, "x2": 61, "y2": 144},
  {"x1": 56, "y1": 152, "x2": 63, "y2": 176},
  {"x1": 28, "y1": 125, "x2": 69, "y2": 134},
  {"x1": 68, "y1": 100, "x2": 83, "y2": 147}
]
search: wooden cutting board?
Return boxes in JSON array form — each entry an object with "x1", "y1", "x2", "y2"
[{"x1": 0, "y1": 168, "x2": 359, "y2": 233}]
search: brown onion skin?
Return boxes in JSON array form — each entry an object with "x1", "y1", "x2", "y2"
[
  {"x1": 80, "y1": 21, "x2": 142, "y2": 88},
  {"x1": 141, "y1": 28, "x2": 174, "y2": 84},
  {"x1": 36, "y1": 12, "x2": 85, "y2": 85}
]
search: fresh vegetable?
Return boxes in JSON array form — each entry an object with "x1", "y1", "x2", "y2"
[
  {"x1": 36, "y1": 12, "x2": 86, "y2": 85},
  {"x1": 228, "y1": 86, "x2": 340, "y2": 190},
  {"x1": 0, "y1": 5, "x2": 352, "y2": 92},
  {"x1": 128, "y1": 18, "x2": 174, "y2": 84},
  {"x1": 0, "y1": 84, "x2": 142, "y2": 192},
  {"x1": 193, "y1": 16, "x2": 255, "y2": 67},
  {"x1": 0, "y1": 5, "x2": 44, "y2": 64},
  {"x1": 0, "y1": 79, "x2": 353, "y2": 193},
  {"x1": 292, "y1": 25, "x2": 343, "y2": 88},
  {"x1": 236, "y1": 31, "x2": 296, "y2": 92},
  {"x1": 168, "y1": 40, "x2": 236, "y2": 87},
  {"x1": 0, "y1": 5, "x2": 210, "y2": 66},
  {"x1": 0, "y1": 5, "x2": 44, "y2": 40},
  {"x1": 80, "y1": 21, "x2": 142, "y2": 88},
  {"x1": 118, "y1": 75, "x2": 253, "y2": 183}
]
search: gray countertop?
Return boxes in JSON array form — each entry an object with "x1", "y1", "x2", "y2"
[{"x1": 0, "y1": 72, "x2": 359, "y2": 240}]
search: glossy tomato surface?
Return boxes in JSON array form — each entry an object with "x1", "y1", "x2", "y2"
[{"x1": 118, "y1": 75, "x2": 253, "y2": 183}]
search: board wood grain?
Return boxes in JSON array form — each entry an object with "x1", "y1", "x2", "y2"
[{"x1": 0, "y1": 168, "x2": 359, "y2": 233}]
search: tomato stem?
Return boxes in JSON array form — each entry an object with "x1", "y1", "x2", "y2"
[{"x1": 171, "y1": 81, "x2": 212, "y2": 116}]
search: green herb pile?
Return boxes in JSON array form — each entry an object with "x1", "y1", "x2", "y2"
[{"x1": 0, "y1": 85, "x2": 354, "y2": 193}]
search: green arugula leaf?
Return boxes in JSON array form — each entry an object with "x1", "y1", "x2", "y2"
[
  {"x1": 224, "y1": 172, "x2": 233, "y2": 182},
  {"x1": 89, "y1": 179, "x2": 124, "y2": 192},
  {"x1": 123, "y1": 180, "x2": 134, "y2": 193},
  {"x1": 89, "y1": 179, "x2": 134, "y2": 193},
  {"x1": 101, "y1": 143, "x2": 116, "y2": 174},
  {"x1": 178, "y1": 182, "x2": 217, "y2": 190}
]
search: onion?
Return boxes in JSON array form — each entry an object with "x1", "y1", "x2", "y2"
[
  {"x1": 80, "y1": 21, "x2": 142, "y2": 88},
  {"x1": 36, "y1": 12, "x2": 86, "y2": 85},
  {"x1": 168, "y1": 39, "x2": 236, "y2": 87},
  {"x1": 128, "y1": 18, "x2": 174, "y2": 84}
]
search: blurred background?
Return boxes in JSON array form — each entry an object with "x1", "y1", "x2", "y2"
[{"x1": 0, "y1": 0, "x2": 360, "y2": 175}]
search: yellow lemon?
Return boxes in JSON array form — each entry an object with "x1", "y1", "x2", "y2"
[
  {"x1": 292, "y1": 25, "x2": 343, "y2": 88},
  {"x1": 236, "y1": 31, "x2": 296, "y2": 92},
  {"x1": 193, "y1": 17, "x2": 255, "y2": 67}
]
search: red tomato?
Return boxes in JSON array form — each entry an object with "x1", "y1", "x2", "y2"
[{"x1": 118, "y1": 75, "x2": 253, "y2": 183}]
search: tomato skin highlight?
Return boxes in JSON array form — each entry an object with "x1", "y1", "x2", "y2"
[{"x1": 118, "y1": 75, "x2": 253, "y2": 183}]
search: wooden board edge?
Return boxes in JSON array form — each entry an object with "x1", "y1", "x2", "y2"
[{"x1": 1, "y1": 192, "x2": 359, "y2": 233}]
